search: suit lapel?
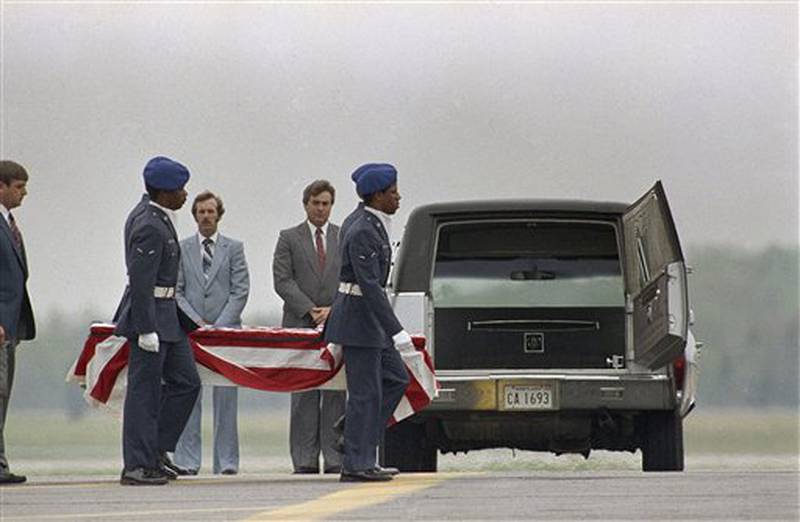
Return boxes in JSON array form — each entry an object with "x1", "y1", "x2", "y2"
[
  {"x1": 299, "y1": 222, "x2": 323, "y2": 279},
  {"x1": 205, "y1": 234, "x2": 229, "y2": 285},
  {"x1": 0, "y1": 215, "x2": 25, "y2": 273},
  {"x1": 323, "y1": 223, "x2": 339, "y2": 279},
  {"x1": 185, "y1": 237, "x2": 204, "y2": 286}
]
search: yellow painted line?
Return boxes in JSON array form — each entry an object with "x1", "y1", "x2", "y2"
[{"x1": 244, "y1": 472, "x2": 465, "y2": 521}]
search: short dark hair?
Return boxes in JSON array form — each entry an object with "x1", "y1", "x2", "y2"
[
  {"x1": 192, "y1": 190, "x2": 225, "y2": 220},
  {"x1": 302, "y1": 179, "x2": 335, "y2": 205},
  {"x1": 0, "y1": 161, "x2": 29, "y2": 185}
]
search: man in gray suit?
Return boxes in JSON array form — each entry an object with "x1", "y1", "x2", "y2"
[
  {"x1": 0, "y1": 161, "x2": 35, "y2": 485},
  {"x1": 174, "y1": 191, "x2": 250, "y2": 475},
  {"x1": 273, "y1": 179, "x2": 344, "y2": 474}
]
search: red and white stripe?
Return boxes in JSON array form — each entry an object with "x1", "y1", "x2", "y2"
[{"x1": 67, "y1": 324, "x2": 437, "y2": 424}]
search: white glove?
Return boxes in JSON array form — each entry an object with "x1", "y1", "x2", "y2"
[
  {"x1": 138, "y1": 332, "x2": 159, "y2": 353},
  {"x1": 392, "y1": 330, "x2": 415, "y2": 354}
]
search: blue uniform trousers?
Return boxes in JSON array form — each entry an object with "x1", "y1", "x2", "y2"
[
  {"x1": 342, "y1": 343, "x2": 409, "y2": 472},
  {"x1": 123, "y1": 336, "x2": 201, "y2": 471}
]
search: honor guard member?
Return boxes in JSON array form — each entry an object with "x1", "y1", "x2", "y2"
[
  {"x1": 113, "y1": 157, "x2": 202, "y2": 486},
  {"x1": 323, "y1": 163, "x2": 413, "y2": 482}
]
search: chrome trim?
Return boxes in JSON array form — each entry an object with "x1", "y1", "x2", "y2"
[
  {"x1": 467, "y1": 319, "x2": 599, "y2": 333},
  {"x1": 433, "y1": 368, "x2": 666, "y2": 378},
  {"x1": 435, "y1": 372, "x2": 670, "y2": 381},
  {"x1": 425, "y1": 373, "x2": 676, "y2": 411}
]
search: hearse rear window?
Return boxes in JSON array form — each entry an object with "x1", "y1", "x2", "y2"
[{"x1": 431, "y1": 220, "x2": 624, "y2": 308}]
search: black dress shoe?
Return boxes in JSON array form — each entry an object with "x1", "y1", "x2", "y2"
[
  {"x1": 340, "y1": 469, "x2": 393, "y2": 482},
  {"x1": 324, "y1": 466, "x2": 342, "y2": 474},
  {"x1": 220, "y1": 469, "x2": 237, "y2": 476},
  {"x1": 0, "y1": 472, "x2": 26, "y2": 485},
  {"x1": 373, "y1": 465, "x2": 400, "y2": 476},
  {"x1": 120, "y1": 467, "x2": 168, "y2": 486},
  {"x1": 158, "y1": 452, "x2": 192, "y2": 479},
  {"x1": 157, "y1": 460, "x2": 177, "y2": 480},
  {"x1": 293, "y1": 467, "x2": 320, "y2": 474}
]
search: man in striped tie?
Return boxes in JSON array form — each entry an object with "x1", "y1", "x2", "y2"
[
  {"x1": 0, "y1": 160, "x2": 35, "y2": 485},
  {"x1": 174, "y1": 191, "x2": 250, "y2": 475}
]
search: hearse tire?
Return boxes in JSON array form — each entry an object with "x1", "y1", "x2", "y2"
[
  {"x1": 381, "y1": 418, "x2": 438, "y2": 472},
  {"x1": 641, "y1": 409, "x2": 685, "y2": 472}
]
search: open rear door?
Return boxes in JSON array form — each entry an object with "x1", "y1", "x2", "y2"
[{"x1": 623, "y1": 181, "x2": 689, "y2": 369}]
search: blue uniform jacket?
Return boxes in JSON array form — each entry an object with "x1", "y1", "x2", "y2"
[
  {"x1": 114, "y1": 195, "x2": 192, "y2": 342},
  {"x1": 0, "y1": 213, "x2": 35, "y2": 342},
  {"x1": 324, "y1": 205, "x2": 402, "y2": 348}
]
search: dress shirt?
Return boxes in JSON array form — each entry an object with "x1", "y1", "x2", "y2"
[
  {"x1": 0, "y1": 204, "x2": 10, "y2": 226},
  {"x1": 198, "y1": 231, "x2": 219, "y2": 256},
  {"x1": 306, "y1": 221, "x2": 330, "y2": 254}
]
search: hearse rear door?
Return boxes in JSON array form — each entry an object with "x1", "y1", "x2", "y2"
[{"x1": 622, "y1": 181, "x2": 689, "y2": 370}]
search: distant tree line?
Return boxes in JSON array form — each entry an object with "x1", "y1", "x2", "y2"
[
  {"x1": 10, "y1": 244, "x2": 799, "y2": 414},
  {"x1": 687, "y1": 245, "x2": 798, "y2": 408}
]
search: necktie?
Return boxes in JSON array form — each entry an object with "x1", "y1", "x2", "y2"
[
  {"x1": 315, "y1": 228, "x2": 326, "y2": 271},
  {"x1": 202, "y1": 238, "x2": 214, "y2": 277},
  {"x1": 8, "y1": 213, "x2": 22, "y2": 250}
]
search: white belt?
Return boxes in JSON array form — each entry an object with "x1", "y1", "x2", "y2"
[
  {"x1": 154, "y1": 286, "x2": 176, "y2": 299},
  {"x1": 338, "y1": 282, "x2": 363, "y2": 296}
]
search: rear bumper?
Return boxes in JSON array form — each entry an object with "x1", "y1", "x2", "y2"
[{"x1": 427, "y1": 373, "x2": 677, "y2": 412}]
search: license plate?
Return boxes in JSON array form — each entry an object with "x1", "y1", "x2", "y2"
[{"x1": 501, "y1": 384, "x2": 556, "y2": 410}]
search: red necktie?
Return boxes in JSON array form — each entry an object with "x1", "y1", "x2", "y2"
[
  {"x1": 8, "y1": 213, "x2": 22, "y2": 250},
  {"x1": 315, "y1": 228, "x2": 326, "y2": 271}
]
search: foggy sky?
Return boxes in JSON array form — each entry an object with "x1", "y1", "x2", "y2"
[{"x1": 0, "y1": 3, "x2": 797, "y2": 319}]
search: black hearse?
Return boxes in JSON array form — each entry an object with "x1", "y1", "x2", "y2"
[{"x1": 381, "y1": 182, "x2": 698, "y2": 472}]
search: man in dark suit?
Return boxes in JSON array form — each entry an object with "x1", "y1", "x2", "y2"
[
  {"x1": 0, "y1": 161, "x2": 35, "y2": 485},
  {"x1": 174, "y1": 190, "x2": 249, "y2": 475},
  {"x1": 273, "y1": 179, "x2": 344, "y2": 474},
  {"x1": 113, "y1": 156, "x2": 202, "y2": 486},
  {"x1": 324, "y1": 164, "x2": 412, "y2": 482}
]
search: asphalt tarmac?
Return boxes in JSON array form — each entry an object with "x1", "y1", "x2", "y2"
[{"x1": 0, "y1": 469, "x2": 797, "y2": 521}]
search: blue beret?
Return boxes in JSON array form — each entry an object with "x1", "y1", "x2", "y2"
[
  {"x1": 350, "y1": 163, "x2": 397, "y2": 198},
  {"x1": 143, "y1": 156, "x2": 190, "y2": 191}
]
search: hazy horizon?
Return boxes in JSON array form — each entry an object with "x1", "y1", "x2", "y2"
[{"x1": 1, "y1": 3, "x2": 796, "y2": 318}]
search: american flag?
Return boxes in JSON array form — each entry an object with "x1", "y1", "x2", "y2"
[{"x1": 67, "y1": 324, "x2": 437, "y2": 424}]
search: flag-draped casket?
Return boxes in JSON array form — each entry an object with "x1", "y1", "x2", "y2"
[{"x1": 68, "y1": 324, "x2": 437, "y2": 424}]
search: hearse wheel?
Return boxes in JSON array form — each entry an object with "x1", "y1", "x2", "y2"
[
  {"x1": 640, "y1": 409, "x2": 684, "y2": 472},
  {"x1": 381, "y1": 417, "x2": 438, "y2": 472}
]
